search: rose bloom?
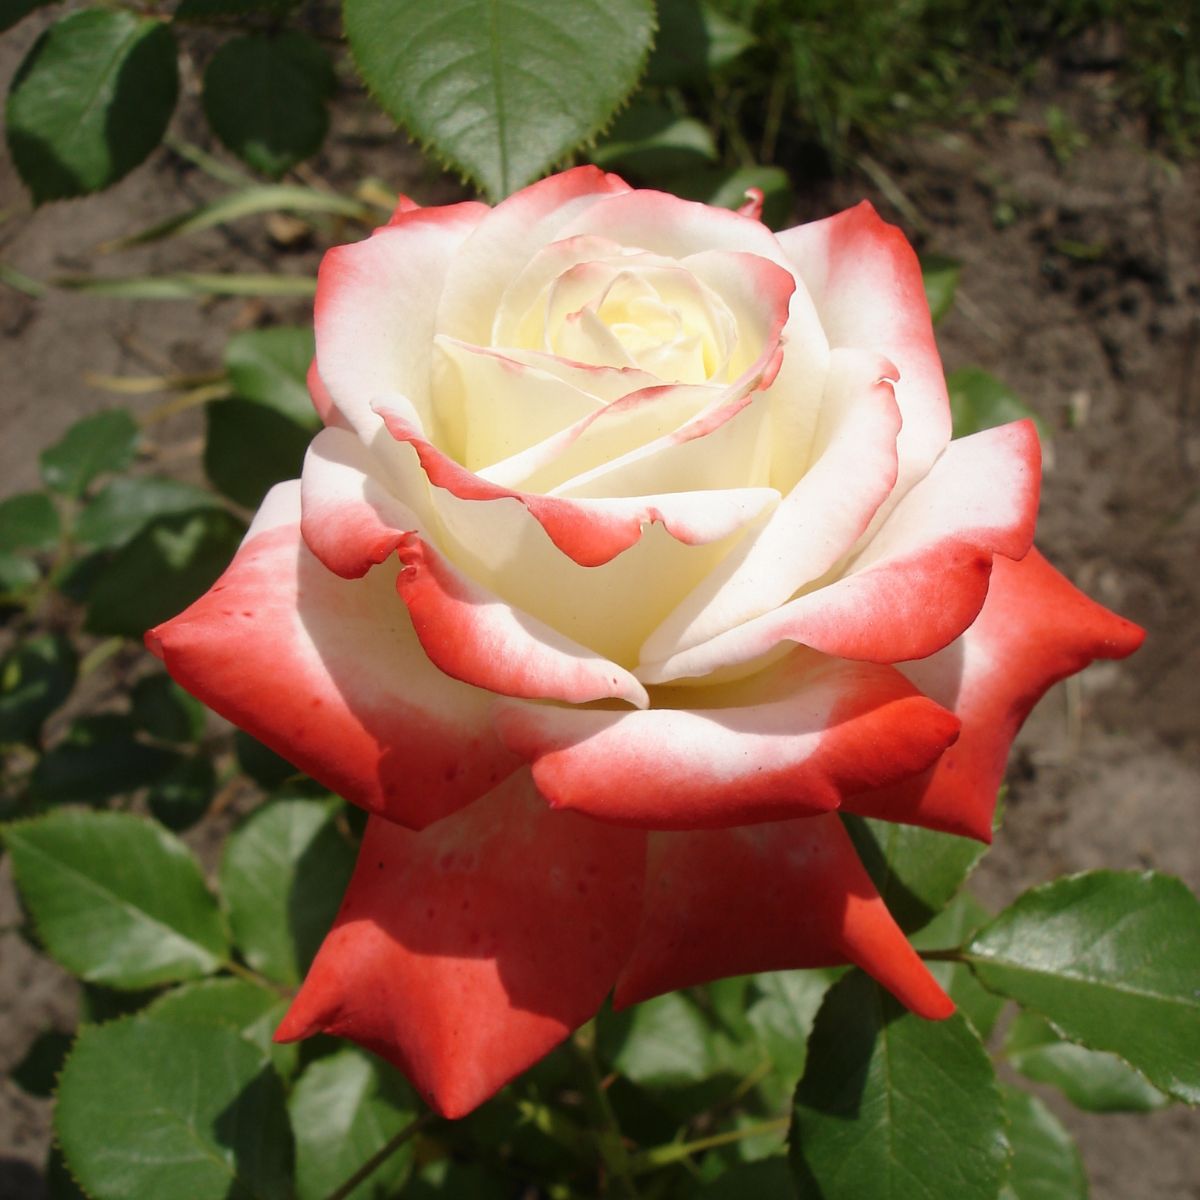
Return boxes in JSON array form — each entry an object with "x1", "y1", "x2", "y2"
[{"x1": 148, "y1": 168, "x2": 1142, "y2": 1117}]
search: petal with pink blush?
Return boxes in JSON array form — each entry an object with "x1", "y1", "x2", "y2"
[
  {"x1": 640, "y1": 349, "x2": 901, "y2": 664},
  {"x1": 274, "y1": 771, "x2": 646, "y2": 1119},
  {"x1": 778, "y1": 201, "x2": 951, "y2": 520},
  {"x1": 613, "y1": 815, "x2": 952, "y2": 1020},
  {"x1": 842, "y1": 548, "x2": 1146, "y2": 840},
  {"x1": 497, "y1": 650, "x2": 958, "y2": 829},
  {"x1": 313, "y1": 200, "x2": 488, "y2": 441},
  {"x1": 146, "y1": 483, "x2": 519, "y2": 829},
  {"x1": 639, "y1": 420, "x2": 1041, "y2": 682}
]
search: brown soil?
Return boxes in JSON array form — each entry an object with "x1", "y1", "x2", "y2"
[{"x1": 1, "y1": 18, "x2": 1198, "y2": 1199}]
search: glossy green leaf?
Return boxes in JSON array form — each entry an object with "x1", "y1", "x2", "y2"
[
  {"x1": 0, "y1": 491, "x2": 60, "y2": 551},
  {"x1": 967, "y1": 870, "x2": 1200, "y2": 1104},
  {"x1": 131, "y1": 671, "x2": 207, "y2": 743},
  {"x1": 75, "y1": 477, "x2": 219, "y2": 549},
  {"x1": 1001, "y1": 1085, "x2": 1088, "y2": 1200},
  {"x1": 592, "y1": 100, "x2": 717, "y2": 176},
  {"x1": 912, "y1": 892, "x2": 1006, "y2": 1040},
  {"x1": 842, "y1": 814, "x2": 987, "y2": 932},
  {"x1": 343, "y1": 0, "x2": 655, "y2": 199},
  {"x1": 6, "y1": 9, "x2": 177, "y2": 201},
  {"x1": 291, "y1": 1048, "x2": 418, "y2": 1200},
  {"x1": 789, "y1": 971, "x2": 1008, "y2": 1200},
  {"x1": 646, "y1": 0, "x2": 754, "y2": 85},
  {"x1": 948, "y1": 367, "x2": 1044, "y2": 440},
  {"x1": 1003, "y1": 1010, "x2": 1169, "y2": 1112},
  {"x1": 921, "y1": 254, "x2": 962, "y2": 324},
  {"x1": 84, "y1": 508, "x2": 246, "y2": 637},
  {"x1": 3, "y1": 810, "x2": 229, "y2": 988},
  {"x1": 224, "y1": 325, "x2": 318, "y2": 425},
  {"x1": 39, "y1": 409, "x2": 138, "y2": 498},
  {"x1": 745, "y1": 968, "x2": 840, "y2": 1080},
  {"x1": 598, "y1": 991, "x2": 716, "y2": 1087},
  {"x1": 56, "y1": 1016, "x2": 293, "y2": 1200},
  {"x1": 147, "y1": 754, "x2": 218, "y2": 831},
  {"x1": 147, "y1": 976, "x2": 298, "y2": 1079},
  {"x1": 204, "y1": 32, "x2": 334, "y2": 177},
  {"x1": 31, "y1": 714, "x2": 182, "y2": 804},
  {"x1": 205, "y1": 399, "x2": 312, "y2": 508},
  {"x1": 0, "y1": 633, "x2": 76, "y2": 745},
  {"x1": 220, "y1": 798, "x2": 356, "y2": 985}
]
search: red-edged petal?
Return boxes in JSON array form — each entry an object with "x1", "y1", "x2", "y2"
[
  {"x1": 437, "y1": 166, "x2": 631, "y2": 349},
  {"x1": 737, "y1": 187, "x2": 764, "y2": 221},
  {"x1": 614, "y1": 815, "x2": 952, "y2": 1018},
  {"x1": 306, "y1": 359, "x2": 350, "y2": 429},
  {"x1": 778, "y1": 201, "x2": 951, "y2": 517},
  {"x1": 376, "y1": 395, "x2": 775, "y2": 568},
  {"x1": 145, "y1": 483, "x2": 519, "y2": 829},
  {"x1": 313, "y1": 199, "x2": 488, "y2": 441},
  {"x1": 639, "y1": 420, "x2": 1041, "y2": 682},
  {"x1": 395, "y1": 533, "x2": 650, "y2": 709},
  {"x1": 640, "y1": 349, "x2": 901, "y2": 662},
  {"x1": 842, "y1": 548, "x2": 1146, "y2": 840},
  {"x1": 498, "y1": 650, "x2": 958, "y2": 829},
  {"x1": 275, "y1": 771, "x2": 646, "y2": 1118}
]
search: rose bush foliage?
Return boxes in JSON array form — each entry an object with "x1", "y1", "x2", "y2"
[{"x1": 148, "y1": 168, "x2": 1142, "y2": 1118}]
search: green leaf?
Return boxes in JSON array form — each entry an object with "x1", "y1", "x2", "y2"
[
  {"x1": 6, "y1": 9, "x2": 177, "y2": 202},
  {"x1": 31, "y1": 714, "x2": 182, "y2": 804},
  {"x1": 204, "y1": 32, "x2": 334, "y2": 178},
  {"x1": 841, "y1": 814, "x2": 987, "y2": 932},
  {"x1": 0, "y1": 550, "x2": 40, "y2": 594},
  {"x1": 3, "y1": 809, "x2": 230, "y2": 988},
  {"x1": 39, "y1": 409, "x2": 139, "y2": 498},
  {"x1": 11, "y1": 1028, "x2": 72, "y2": 1096},
  {"x1": 0, "y1": 633, "x2": 77, "y2": 746},
  {"x1": 343, "y1": 0, "x2": 656, "y2": 199},
  {"x1": 147, "y1": 754, "x2": 218, "y2": 831},
  {"x1": 598, "y1": 991, "x2": 716, "y2": 1087},
  {"x1": 84, "y1": 508, "x2": 246, "y2": 637},
  {"x1": 592, "y1": 100, "x2": 717, "y2": 177},
  {"x1": 0, "y1": 491, "x2": 60, "y2": 551},
  {"x1": 920, "y1": 254, "x2": 962, "y2": 324},
  {"x1": 1001, "y1": 1085, "x2": 1088, "y2": 1200},
  {"x1": 75, "y1": 476, "x2": 220, "y2": 549},
  {"x1": 646, "y1": 0, "x2": 754, "y2": 85},
  {"x1": 694, "y1": 1159, "x2": 796, "y2": 1200},
  {"x1": 1003, "y1": 1010, "x2": 1169, "y2": 1113},
  {"x1": 789, "y1": 971, "x2": 1008, "y2": 1200},
  {"x1": 225, "y1": 325, "x2": 318, "y2": 425},
  {"x1": 291, "y1": 1048, "x2": 419, "y2": 1200},
  {"x1": 911, "y1": 892, "x2": 1006, "y2": 1040},
  {"x1": 147, "y1": 976, "x2": 298, "y2": 1079},
  {"x1": 220, "y1": 798, "x2": 356, "y2": 986},
  {"x1": 235, "y1": 729, "x2": 301, "y2": 788},
  {"x1": 205, "y1": 399, "x2": 312, "y2": 508},
  {"x1": 56, "y1": 1015, "x2": 293, "y2": 1200},
  {"x1": 130, "y1": 671, "x2": 207, "y2": 743},
  {"x1": 948, "y1": 367, "x2": 1046, "y2": 441},
  {"x1": 967, "y1": 870, "x2": 1200, "y2": 1104},
  {"x1": 745, "y1": 968, "x2": 840, "y2": 1080}
]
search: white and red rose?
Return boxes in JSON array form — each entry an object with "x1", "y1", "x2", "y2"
[{"x1": 148, "y1": 167, "x2": 1143, "y2": 1117}]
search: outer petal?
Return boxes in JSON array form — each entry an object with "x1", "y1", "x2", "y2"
[
  {"x1": 314, "y1": 199, "x2": 489, "y2": 440},
  {"x1": 639, "y1": 420, "x2": 1041, "y2": 682},
  {"x1": 842, "y1": 548, "x2": 1146, "y2": 840},
  {"x1": 306, "y1": 359, "x2": 350, "y2": 430},
  {"x1": 496, "y1": 651, "x2": 959, "y2": 829},
  {"x1": 778, "y1": 200, "x2": 951, "y2": 517},
  {"x1": 145, "y1": 483, "x2": 519, "y2": 829},
  {"x1": 275, "y1": 771, "x2": 646, "y2": 1119},
  {"x1": 613, "y1": 815, "x2": 952, "y2": 1019}
]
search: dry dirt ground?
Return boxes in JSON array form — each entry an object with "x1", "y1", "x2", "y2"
[{"x1": 1, "y1": 20, "x2": 1198, "y2": 1199}]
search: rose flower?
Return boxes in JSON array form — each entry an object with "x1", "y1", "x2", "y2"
[{"x1": 148, "y1": 167, "x2": 1143, "y2": 1118}]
